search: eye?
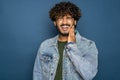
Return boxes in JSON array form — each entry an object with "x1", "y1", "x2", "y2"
[
  {"x1": 57, "y1": 17, "x2": 63, "y2": 21},
  {"x1": 66, "y1": 17, "x2": 73, "y2": 20}
]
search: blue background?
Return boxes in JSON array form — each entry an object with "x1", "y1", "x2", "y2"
[{"x1": 0, "y1": 0, "x2": 120, "y2": 80}]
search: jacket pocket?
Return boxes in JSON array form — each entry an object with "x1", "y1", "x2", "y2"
[{"x1": 40, "y1": 54, "x2": 53, "y2": 79}]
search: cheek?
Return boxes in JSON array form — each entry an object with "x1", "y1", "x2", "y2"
[
  {"x1": 55, "y1": 21, "x2": 60, "y2": 26},
  {"x1": 68, "y1": 20, "x2": 75, "y2": 25},
  {"x1": 55, "y1": 20, "x2": 75, "y2": 26}
]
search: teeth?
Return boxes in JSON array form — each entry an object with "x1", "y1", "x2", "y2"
[
  {"x1": 61, "y1": 26, "x2": 69, "y2": 28},
  {"x1": 61, "y1": 26, "x2": 68, "y2": 31}
]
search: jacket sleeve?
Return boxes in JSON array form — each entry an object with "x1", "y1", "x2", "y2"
[
  {"x1": 65, "y1": 42, "x2": 98, "y2": 80},
  {"x1": 33, "y1": 48, "x2": 43, "y2": 80}
]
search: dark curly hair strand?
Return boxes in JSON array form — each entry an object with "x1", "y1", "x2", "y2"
[{"x1": 49, "y1": 1, "x2": 82, "y2": 21}]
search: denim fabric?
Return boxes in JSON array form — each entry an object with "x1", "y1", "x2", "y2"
[{"x1": 33, "y1": 31, "x2": 98, "y2": 80}]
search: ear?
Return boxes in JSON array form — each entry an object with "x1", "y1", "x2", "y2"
[
  {"x1": 54, "y1": 21, "x2": 56, "y2": 26},
  {"x1": 74, "y1": 20, "x2": 77, "y2": 25}
]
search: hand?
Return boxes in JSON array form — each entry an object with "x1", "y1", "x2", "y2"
[{"x1": 67, "y1": 25, "x2": 76, "y2": 43}]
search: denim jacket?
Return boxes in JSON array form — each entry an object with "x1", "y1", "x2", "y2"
[{"x1": 33, "y1": 31, "x2": 98, "y2": 80}]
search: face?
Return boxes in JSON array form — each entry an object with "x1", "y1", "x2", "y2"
[{"x1": 54, "y1": 15, "x2": 76, "y2": 36}]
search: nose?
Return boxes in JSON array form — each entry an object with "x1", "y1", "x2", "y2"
[{"x1": 62, "y1": 17, "x2": 67, "y2": 24}]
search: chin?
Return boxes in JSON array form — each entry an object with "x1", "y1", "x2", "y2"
[
  {"x1": 62, "y1": 31, "x2": 69, "y2": 34},
  {"x1": 60, "y1": 32, "x2": 69, "y2": 36}
]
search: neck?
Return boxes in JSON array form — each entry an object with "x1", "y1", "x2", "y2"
[{"x1": 58, "y1": 34, "x2": 68, "y2": 42}]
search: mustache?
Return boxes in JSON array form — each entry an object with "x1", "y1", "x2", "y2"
[{"x1": 60, "y1": 24, "x2": 70, "y2": 27}]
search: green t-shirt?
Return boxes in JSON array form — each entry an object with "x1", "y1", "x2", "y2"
[{"x1": 54, "y1": 41, "x2": 67, "y2": 80}]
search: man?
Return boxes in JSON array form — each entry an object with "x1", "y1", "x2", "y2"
[{"x1": 33, "y1": 1, "x2": 98, "y2": 80}]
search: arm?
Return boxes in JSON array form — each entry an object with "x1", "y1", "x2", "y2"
[
  {"x1": 65, "y1": 42, "x2": 98, "y2": 80},
  {"x1": 33, "y1": 49, "x2": 43, "y2": 80}
]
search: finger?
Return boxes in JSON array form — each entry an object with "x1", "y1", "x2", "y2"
[
  {"x1": 70, "y1": 25, "x2": 75, "y2": 34},
  {"x1": 68, "y1": 27, "x2": 74, "y2": 38}
]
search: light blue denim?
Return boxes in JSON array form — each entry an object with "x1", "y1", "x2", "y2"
[{"x1": 33, "y1": 31, "x2": 98, "y2": 80}]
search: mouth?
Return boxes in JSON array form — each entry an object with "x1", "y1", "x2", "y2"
[
  {"x1": 60, "y1": 24, "x2": 70, "y2": 31},
  {"x1": 61, "y1": 26, "x2": 69, "y2": 31}
]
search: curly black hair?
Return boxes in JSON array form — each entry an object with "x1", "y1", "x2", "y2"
[{"x1": 49, "y1": 1, "x2": 82, "y2": 21}]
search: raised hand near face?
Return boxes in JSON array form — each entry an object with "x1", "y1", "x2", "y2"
[{"x1": 68, "y1": 25, "x2": 76, "y2": 43}]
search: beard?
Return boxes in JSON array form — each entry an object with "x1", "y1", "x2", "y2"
[
  {"x1": 57, "y1": 23, "x2": 70, "y2": 36},
  {"x1": 59, "y1": 31, "x2": 69, "y2": 36},
  {"x1": 55, "y1": 23, "x2": 77, "y2": 36},
  {"x1": 57, "y1": 24, "x2": 77, "y2": 36}
]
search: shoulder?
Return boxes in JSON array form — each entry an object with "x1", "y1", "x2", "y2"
[
  {"x1": 41, "y1": 38, "x2": 53, "y2": 46},
  {"x1": 76, "y1": 31, "x2": 96, "y2": 47},
  {"x1": 77, "y1": 36, "x2": 98, "y2": 55},
  {"x1": 39, "y1": 35, "x2": 57, "y2": 49},
  {"x1": 80, "y1": 36, "x2": 95, "y2": 46},
  {"x1": 77, "y1": 35, "x2": 98, "y2": 52},
  {"x1": 76, "y1": 31, "x2": 98, "y2": 53}
]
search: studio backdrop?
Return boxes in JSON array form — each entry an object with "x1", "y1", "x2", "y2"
[{"x1": 0, "y1": 0, "x2": 120, "y2": 80}]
